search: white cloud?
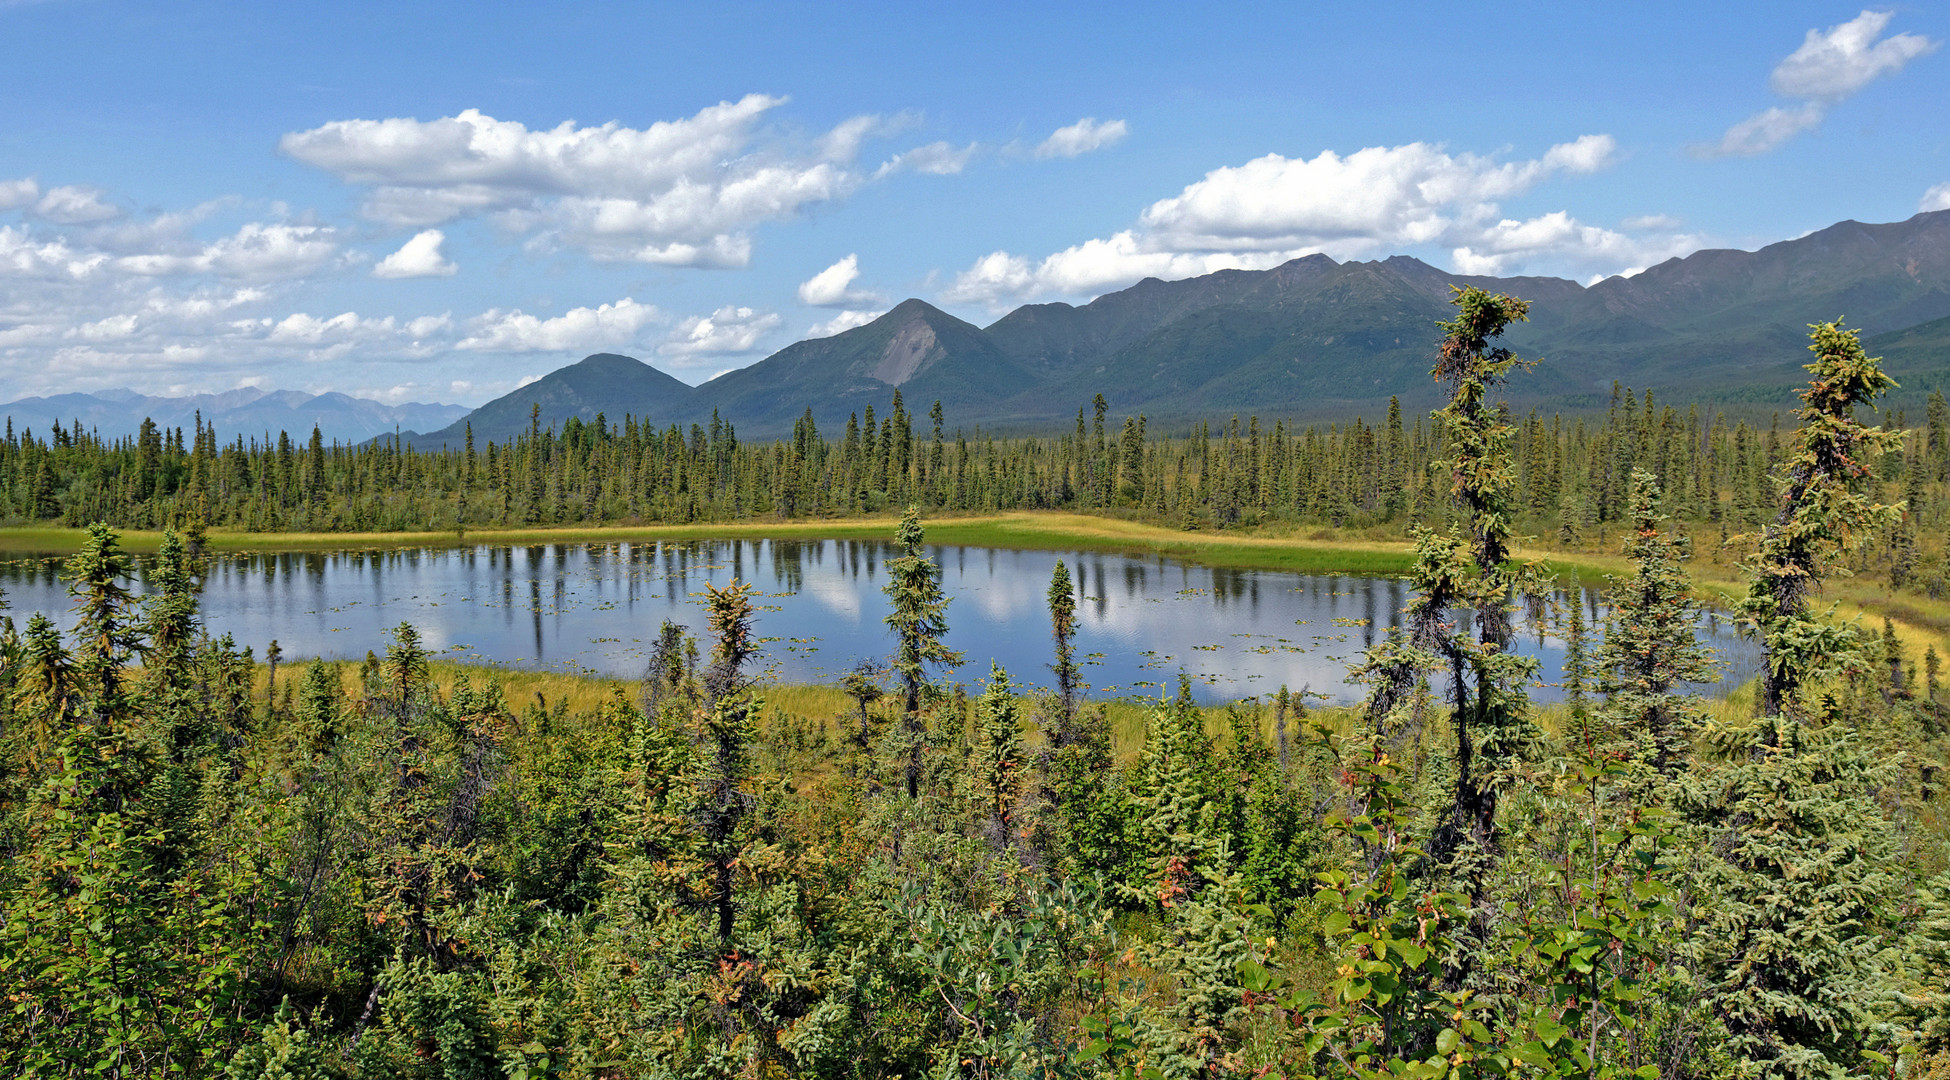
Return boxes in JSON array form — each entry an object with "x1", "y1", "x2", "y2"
[
  {"x1": 457, "y1": 297, "x2": 661, "y2": 352},
  {"x1": 64, "y1": 313, "x2": 139, "y2": 341},
  {"x1": 1922, "y1": 182, "x2": 1950, "y2": 212},
  {"x1": 663, "y1": 305, "x2": 781, "y2": 356},
  {"x1": 1036, "y1": 117, "x2": 1128, "y2": 159},
  {"x1": 1449, "y1": 211, "x2": 1702, "y2": 278},
  {"x1": 115, "y1": 222, "x2": 339, "y2": 280},
  {"x1": 819, "y1": 112, "x2": 910, "y2": 162},
  {"x1": 943, "y1": 233, "x2": 1301, "y2": 306},
  {"x1": 282, "y1": 96, "x2": 888, "y2": 268},
  {"x1": 1704, "y1": 103, "x2": 1826, "y2": 157},
  {"x1": 34, "y1": 185, "x2": 120, "y2": 224},
  {"x1": 1137, "y1": 136, "x2": 1615, "y2": 254},
  {"x1": 373, "y1": 228, "x2": 458, "y2": 278},
  {"x1": 797, "y1": 253, "x2": 881, "y2": 307},
  {"x1": 0, "y1": 224, "x2": 107, "y2": 279},
  {"x1": 876, "y1": 140, "x2": 980, "y2": 177},
  {"x1": 944, "y1": 135, "x2": 1631, "y2": 306},
  {"x1": 140, "y1": 286, "x2": 267, "y2": 320},
  {"x1": 808, "y1": 308, "x2": 884, "y2": 337},
  {"x1": 1770, "y1": 9, "x2": 1937, "y2": 100},
  {"x1": 1540, "y1": 134, "x2": 1618, "y2": 174},
  {"x1": 0, "y1": 233, "x2": 458, "y2": 396},
  {"x1": 244, "y1": 309, "x2": 452, "y2": 363},
  {"x1": 267, "y1": 310, "x2": 387, "y2": 344},
  {"x1": 1621, "y1": 213, "x2": 1682, "y2": 230},
  {"x1": 1704, "y1": 10, "x2": 1936, "y2": 157},
  {"x1": 0, "y1": 177, "x2": 39, "y2": 210}
]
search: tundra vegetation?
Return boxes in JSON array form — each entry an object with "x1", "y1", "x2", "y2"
[{"x1": 2, "y1": 295, "x2": 1949, "y2": 1078}]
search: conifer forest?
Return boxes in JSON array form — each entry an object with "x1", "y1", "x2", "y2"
[{"x1": 7, "y1": 293, "x2": 1950, "y2": 1079}]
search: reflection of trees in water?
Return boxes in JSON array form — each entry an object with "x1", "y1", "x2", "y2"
[
  {"x1": 530, "y1": 574, "x2": 544, "y2": 656},
  {"x1": 0, "y1": 541, "x2": 1766, "y2": 701},
  {"x1": 769, "y1": 539, "x2": 807, "y2": 594},
  {"x1": 1209, "y1": 566, "x2": 1248, "y2": 606}
]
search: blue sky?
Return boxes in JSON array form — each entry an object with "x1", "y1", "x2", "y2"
[{"x1": 1, "y1": 1, "x2": 1944, "y2": 406}]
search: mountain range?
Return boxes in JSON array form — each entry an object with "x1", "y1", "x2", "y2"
[
  {"x1": 33, "y1": 209, "x2": 1948, "y2": 449},
  {"x1": 411, "y1": 209, "x2": 1950, "y2": 444},
  {"x1": 0, "y1": 388, "x2": 469, "y2": 445}
]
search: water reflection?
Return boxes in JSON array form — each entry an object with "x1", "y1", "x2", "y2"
[{"x1": 0, "y1": 540, "x2": 1761, "y2": 705}]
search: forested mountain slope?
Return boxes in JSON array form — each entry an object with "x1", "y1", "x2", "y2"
[
  {"x1": 413, "y1": 352, "x2": 697, "y2": 446},
  {"x1": 412, "y1": 210, "x2": 1950, "y2": 443}
]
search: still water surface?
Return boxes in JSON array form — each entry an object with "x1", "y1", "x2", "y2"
[{"x1": 0, "y1": 539, "x2": 1757, "y2": 705}]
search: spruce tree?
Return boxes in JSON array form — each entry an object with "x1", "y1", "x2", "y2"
[
  {"x1": 1686, "y1": 320, "x2": 1904, "y2": 1077},
  {"x1": 971, "y1": 661, "x2": 1024, "y2": 849},
  {"x1": 1593, "y1": 470, "x2": 1713, "y2": 782},
  {"x1": 1742, "y1": 319, "x2": 1903, "y2": 718},
  {"x1": 1046, "y1": 559, "x2": 1080, "y2": 736},
  {"x1": 1424, "y1": 287, "x2": 1542, "y2": 861},
  {"x1": 883, "y1": 506, "x2": 962, "y2": 797}
]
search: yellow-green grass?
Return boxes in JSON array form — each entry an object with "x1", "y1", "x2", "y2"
[
  {"x1": 262, "y1": 658, "x2": 642, "y2": 716},
  {"x1": 0, "y1": 512, "x2": 1421, "y2": 569}
]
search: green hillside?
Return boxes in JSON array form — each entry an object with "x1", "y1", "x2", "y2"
[{"x1": 427, "y1": 210, "x2": 1950, "y2": 440}]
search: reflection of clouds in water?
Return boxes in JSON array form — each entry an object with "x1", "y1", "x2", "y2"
[
  {"x1": 802, "y1": 571, "x2": 862, "y2": 621},
  {"x1": 0, "y1": 540, "x2": 1761, "y2": 706},
  {"x1": 943, "y1": 546, "x2": 1045, "y2": 624}
]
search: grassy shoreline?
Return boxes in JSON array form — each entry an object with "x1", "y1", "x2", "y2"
[
  {"x1": 0, "y1": 512, "x2": 1477, "y2": 574},
  {"x1": 7, "y1": 510, "x2": 1944, "y2": 660}
]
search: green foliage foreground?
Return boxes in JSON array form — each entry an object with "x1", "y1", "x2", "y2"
[{"x1": 4, "y1": 308, "x2": 1950, "y2": 1079}]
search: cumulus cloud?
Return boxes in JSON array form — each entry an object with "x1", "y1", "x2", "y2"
[
  {"x1": 1450, "y1": 211, "x2": 1702, "y2": 278},
  {"x1": 1704, "y1": 10, "x2": 1937, "y2": 157},
  {"x1": 943, "y1": 135, "x2": 1641, "y2": 307},
  {"x1": 663, "y1": 305, "x2": 781, "y2": 356},
  {"x1": 281, "y1": 96, "x2": 890, "y2": 268},
  {"x1": 115, "y1": 221, "x2": 339, "y2": 280},
  {"x1": 942, "y1": 235, "x2": 1300, "y2": 306},
  {"x1": 0, "y1": 224, "x2": 108, "y2": 279},
  {"x1": 808, "y1": 308, "x2": 884, "y2": 337},
  {"x1": 1135, "y1": 135, "x2": 1616, "y2": 254},
  {"x1": 373, "y1": 228, "x2": 457, "y2": 278},
  {"x1": 457, "y1": 297, "x2": 661, "y2": 352},
  {"x1": 1035, "y1": 117, "x2": 1128, "y2": 159},
  {"x1": 797, "y1": 253, "x2": 881, "y2": 307},
  {"x1": 34, "y1": 185, "x2": 120, "y2": 224},
  {"x1": 1923, "y1": 182, "x2": 1950, "y2": 212}
]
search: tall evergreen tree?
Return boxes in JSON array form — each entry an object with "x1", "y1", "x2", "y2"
[
  {"x1": 1046, "y1": 559, "x2": 1080, "y2": 737},
  {"x1": 1424, "y1": 287, "x2": 1542, "y2": 862},
  {"x1": 1687, "y1": 320, "x2": 1904, "y2": 1078},
  {"x1": 883, "y1": 506, "x2": 962, "y2": 797},
  {"x1": 1594, "y1": 470, "x2": 1713, "y2": 782}
]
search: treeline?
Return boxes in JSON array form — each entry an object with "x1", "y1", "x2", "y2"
[
  {"x1": 4, "y1": 301, "x2": 1950, "y2": 1077},
  {"x1": 4, "y1": 375, "x2": 1947, "y2": 567}
]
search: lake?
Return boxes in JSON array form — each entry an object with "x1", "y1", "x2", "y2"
[{"x1": 0, "y1": 538, "x2": 1758, "y2": 705}]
